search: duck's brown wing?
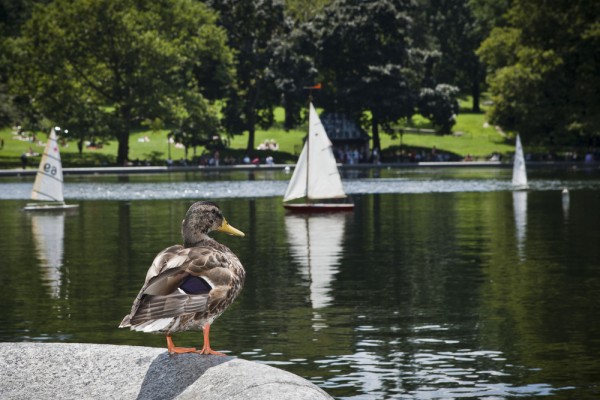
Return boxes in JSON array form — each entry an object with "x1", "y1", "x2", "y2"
[
  {"x1": 120, "y1": 245, "x2": 241, "y2": 329},
  {"x1": 130, "y1": 294, "x2": 208, "y2": 325},
  {"x1": 119, "y1": 245, "x2": 184, "y2": 327}
]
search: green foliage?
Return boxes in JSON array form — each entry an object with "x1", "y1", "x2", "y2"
[
  {"x1": 5, "y1": 0, "x2": 233, "y2": 164},
  {"x1": 284, "y1": 0, "x2": 330, "y2": 22},
  {"x1": 268, "y1": 18, "x2": 318, "y2": 130},
  {"x1": 418, "y1": 84, "x2": 460, "y2": 135},
  {"x1": 312, "y1": 0, "x2": 421, "y2": 150},
  {"x1": 426, "y1": 0, "x2": 485, "y2": 111},
  {"x1": 477, "y1": 0, "x2": 600, "y2": 145},
  {"x1": 207, "y1": 0, "x2": 286, "y2": 151}
]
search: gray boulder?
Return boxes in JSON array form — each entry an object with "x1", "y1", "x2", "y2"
[{"x1": 0, "y1": 342, "x2": 332, "y2": 400}]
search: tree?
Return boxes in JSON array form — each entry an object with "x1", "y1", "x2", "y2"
[
  {"x1": 313, "y1": 0, "x2": 421, "y2": 151},
  {"x1": 418, "y1": 84, "x2": 460, "y2": 135},
  {"x1": 170, "y1": 92, "x2": 221, "y2": 160},
  {"x1": 424, "y1": 0, "x2": 485, "y2": 112},
  {"x1": 284, "y1": 0, "x2": 330, "y2": 23},
  {"x1": 6, "y1": 0, "x2": 233, "y2": 164},
  {"x1": 477, "y1": 0, "x2": 600, "y2": 145},
  {"x1": 268, "y1": 18, "x2": 318, "y2": 130},
  {"x1": 206, "y1": 0, "x2": 286, "y2": 152}
]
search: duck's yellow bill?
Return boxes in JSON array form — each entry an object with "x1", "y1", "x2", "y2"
[{"x1": 217, "y1": 219, "x2": 245, "y2": 237}]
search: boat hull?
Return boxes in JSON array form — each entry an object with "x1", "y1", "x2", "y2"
[
  {"x1": 284, "y1": 203, "x2": 354, "y2": 213},
  {"x1": 24, "y1": 202, "x2": 79, "y2": 211}
]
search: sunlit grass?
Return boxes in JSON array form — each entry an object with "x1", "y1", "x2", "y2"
[{"x1": 0, "y1": 97, "x2": 516, "y2": 167}]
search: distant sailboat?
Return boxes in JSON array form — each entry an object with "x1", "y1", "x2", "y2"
[
  {"x1": 24, "y1": 128, "x2": 78, "y2": 211},
  {"x1": 283, "y1": 103, "x2": 353, "y2": 212},
  {"x1": 285, "y1": 214, "x2": 346, "y2": 309},
  {"x1": 512, "y1": 134, "x2": 528, "y2": 190}
]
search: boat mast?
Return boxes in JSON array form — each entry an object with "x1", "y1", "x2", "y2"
[
  {"x1": 306, "y1": 90, "x2": 311, "y2": 202},
  {"x1": 304, "y1": 83, "x2": 321, "y2": 202}
]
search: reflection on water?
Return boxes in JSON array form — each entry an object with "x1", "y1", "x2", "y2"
[
  {"x1": 315, "y1": 323, "x2": 558, "y2": 399},
  {"x1": 562, "y1": 189, "x2": 570, "y2": 220},
  {"x1": 1, "y1": 169, "x2": 600, "y2": 399},
  {"x1": 30, "y1": 213, "x2": 67, "y2": 298},
  {"x1": 285, "y1": 214, "x2": 347, "y2": 310},
  {"x1": 512, "y1": 191, "x2": 528, "y2": 261}
]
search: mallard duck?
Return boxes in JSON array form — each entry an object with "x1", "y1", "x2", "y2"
[{"x1": 119, "y1": 201, "x2": 245, "y2": 355}]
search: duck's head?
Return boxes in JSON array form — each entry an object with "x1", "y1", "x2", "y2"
[{"x1": 182, "y1": 201, "x2": 245, "y2": 247}]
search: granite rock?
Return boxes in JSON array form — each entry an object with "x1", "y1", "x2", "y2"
[{"x1": 0, "y1": 343, "x2": 332, "y2": 400}]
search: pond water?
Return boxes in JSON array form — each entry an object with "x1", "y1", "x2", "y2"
[{"x1": 1, "y1": 167, "x2": 600, "y2": 399}]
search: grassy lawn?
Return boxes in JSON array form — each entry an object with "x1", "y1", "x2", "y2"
[{"x1": 0, "y1": 98, "x2": 516, "y2": 168}]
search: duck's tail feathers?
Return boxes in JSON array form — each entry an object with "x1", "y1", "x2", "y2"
[
  {"x1": 131, "y1": 318, "x2": 174, "y2": 333},
  {"x1": 119, "y1": 315, "x2": 131, "y2": 328}
]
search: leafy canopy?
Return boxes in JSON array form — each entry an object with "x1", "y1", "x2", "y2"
[
  {"x1": 7, "y1": 0, "x2": 233, "y2": 164},
  {"x1": 478, "y1": 0, "x2": 600, "y2": 145}
]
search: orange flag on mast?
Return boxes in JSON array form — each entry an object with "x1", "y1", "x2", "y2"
[{"x1": 306, "y1": 83, "x2": 322, "y2": 90}]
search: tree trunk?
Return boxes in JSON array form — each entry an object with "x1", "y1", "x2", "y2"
[
  {"x1": 471, "y1": 62, "x2": 483, "y2": 113},
  {"x1": 246, "y1": 103, "x2": 256, "y2": 153},
  {"x1": 472, "y1": 78, "x2": 481, "y2": 113},
  {"x1": 116, "y1": 129, "x2": 129, "y2": 166},
  {"x1": 246, "y1": 82, "x2": 260, "y2": 152},
  {"x1": 116, "y1": 107, "x2": 131, "y2": 166},
  {"x1": 371, "y1": 112, "x2": 381, "y2": 152},
  {"x1": 246, "y1": 125, "x2": 255, "y2": 153}
]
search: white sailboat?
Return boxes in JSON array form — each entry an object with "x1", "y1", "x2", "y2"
[
  {"x1": 285, "y1": 214, "x2": 346, "y2": 309},
  {"x1": 24, "y1": 128, "x2": 78, "y2": 211},
  {"x1": 512, "y1": 134, "x2": 528, "y2": 190},
  {"x1": 283, "y1": 103, "x2": 353, "y2": 212}
]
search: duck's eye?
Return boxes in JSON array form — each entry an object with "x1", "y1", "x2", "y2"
[{"x1": 179, "y1": 275, "x2": 212, "y2": 294}]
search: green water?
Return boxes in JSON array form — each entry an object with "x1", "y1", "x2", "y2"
[{"x1": 1, "y1": 172, "x2": 600, "y2": 399}]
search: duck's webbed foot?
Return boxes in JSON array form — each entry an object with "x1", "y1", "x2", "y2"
[
  {"x1": 194, "y1": 324, "x2": 226, "y2": 356},
  {"x1": 166, "y1": 334, "x2": 196, "y2": 354}
]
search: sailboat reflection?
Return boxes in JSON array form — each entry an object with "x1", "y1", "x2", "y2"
[
  {"x1": 285, "y1": 213, "x2": 347, "y2": 309},
  {"x1": 512, "y1": 191, "x2": 528, "y2": 261},
  {"x1": 30, "y1": 212, "x2": 69, "y2": 298},
  {"x1": 562, "y1": 188, "x2": 570, "y2": 221}
]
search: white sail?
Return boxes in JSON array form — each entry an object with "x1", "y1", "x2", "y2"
[
  {"x1": 285, "y1": 214, "x2": 346, "y2": 309},
  {"x1": 31, "y1": 213, "x2": 65, "y2": 298},
  {"x1": 512, "y1": 134, "x2": 528, "y2": 189},
  {"x1": 283, "y1": 141, "x2": 309, "y2": 202},
  {"x1": 31, "y1": 128, "x2": 65, "y2": 202},
  {"x1": 283, "y1": 103, "x2": 347, "y2": 202}
]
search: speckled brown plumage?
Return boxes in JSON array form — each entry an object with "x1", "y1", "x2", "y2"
[{"x1": 119, "y1": 201, "x2": 245, "y2": 355}]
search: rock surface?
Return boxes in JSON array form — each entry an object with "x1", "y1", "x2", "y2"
[{"x1": 0, "y1": 342, "x2": 332, "y2": 400}]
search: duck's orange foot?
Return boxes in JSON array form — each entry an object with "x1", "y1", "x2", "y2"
[
  {"x1": 195, "y1": 324, "x2": 226, "y2": 356},
  {"x1": 169, "y1": 346, "x2": 197, "y2": 354},
  {"x1": 166, "y1": 335, "x2": 197, "y2": 355},
  {"x1": 195, "y1": 347, "x2": 226, "y2": 356}
]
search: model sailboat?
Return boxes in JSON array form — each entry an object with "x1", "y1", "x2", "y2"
[
  {"x1": 512, "y1": 134, "x2": 528, "y2": 190},
  {"x1": 283, "y1": 103, "x2": 353, "y2": 212},
  {"x1": 24, "y1": 128, "x2": 78, "y2": 211}
]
